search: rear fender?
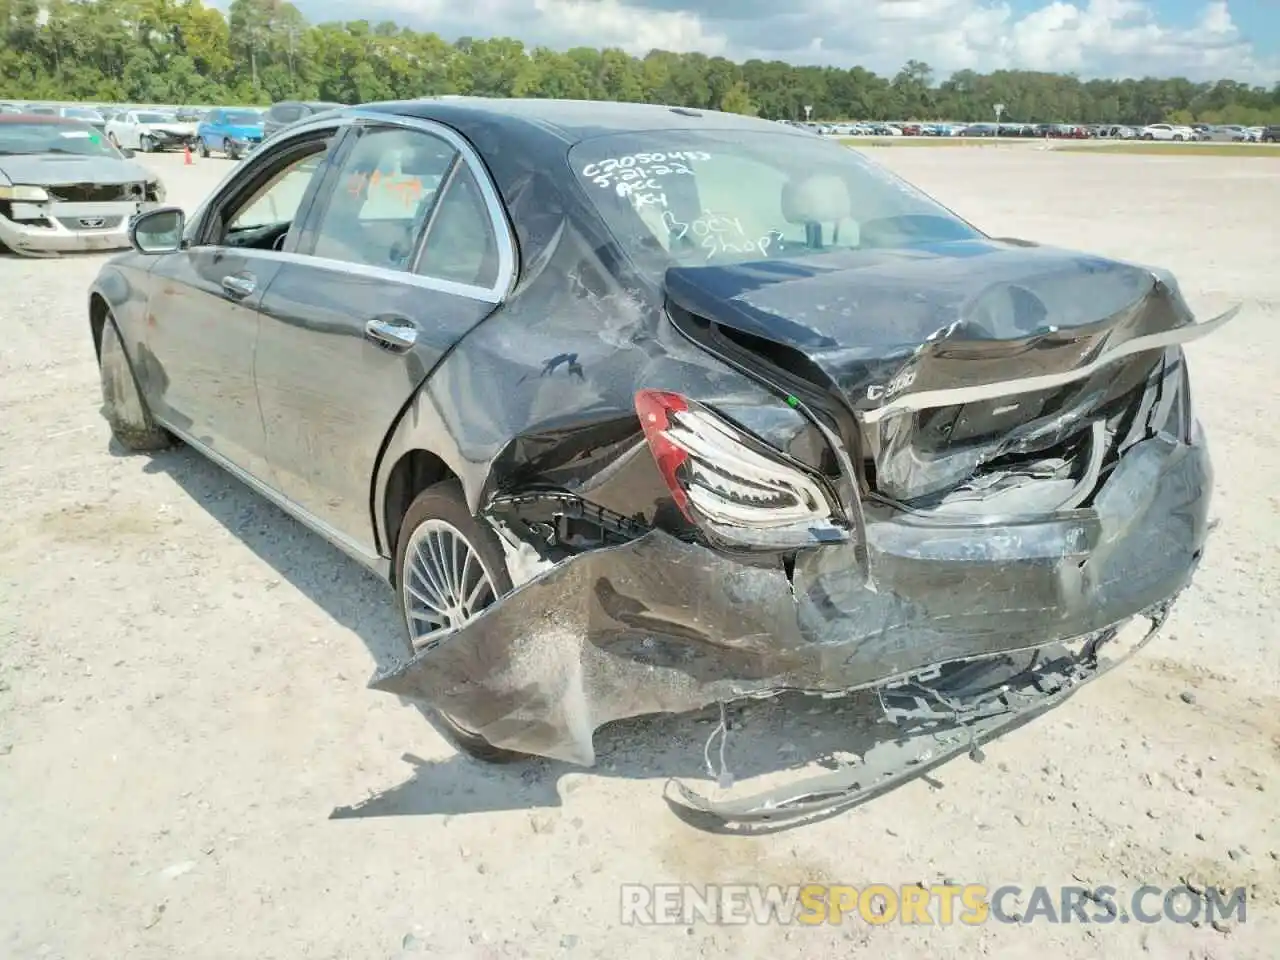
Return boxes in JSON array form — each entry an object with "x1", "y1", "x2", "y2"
[{"x1": 371, "y1": 323, "x2": 839, "y2": 562}]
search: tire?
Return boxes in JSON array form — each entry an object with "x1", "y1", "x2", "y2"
[
  {"x1": 198, "y1": 138, "x2": 210, "y2": 158},
  {"x1": 139, "y1": 134, "x2": 154, "y2": 153},
  {"x1": 1173, "y1": 134, "x2": 1183, "y2": 142},
  {"x1": 1143, "y1": 133, "x2": 1154, "y2": 140},
  {"x1": 97, "y1": 316, "x2": 174, "y2": 452},
  {"x1": 223, "y1": 138, "x2": 239, "y2": 161},
  {"x1": 393, "y1": 479, "x2": 524, "y2": 763}
]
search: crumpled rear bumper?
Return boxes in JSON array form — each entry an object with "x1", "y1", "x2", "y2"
[{"x1": 371, "y1": 430, "x2": 1212, "y2": 766}]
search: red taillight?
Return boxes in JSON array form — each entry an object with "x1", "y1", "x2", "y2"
[
  {"x1": 635, "y1": 389, "x2": 837, "y2": 534},
  {"x1": 634, "y1": 389, "x2": 692, "y2": 519}
]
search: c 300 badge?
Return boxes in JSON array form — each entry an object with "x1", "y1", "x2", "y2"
[{"x1": 866, "y1": 367, "x2": 917, "y2": 402}]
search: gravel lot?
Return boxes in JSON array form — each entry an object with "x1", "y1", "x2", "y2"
[{"x1": 2, "y1": 147, "x2": 1278, "y2": 960}]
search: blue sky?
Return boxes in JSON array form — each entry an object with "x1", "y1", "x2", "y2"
[{"x1": 289, "y1": 0, "x2": 1280, "y2": 85}]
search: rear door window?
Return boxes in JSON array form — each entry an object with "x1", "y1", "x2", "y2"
[
  {"x1": 309, "y1": 125, "x2": 457, "y2": 270},
  {"x1": 413, "y1": 164, "x2": 500, "y2": 289}
]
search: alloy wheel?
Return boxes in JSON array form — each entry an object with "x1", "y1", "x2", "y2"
[{"x1": 400, "y1": 518, "x2": 498, "y2": 653}]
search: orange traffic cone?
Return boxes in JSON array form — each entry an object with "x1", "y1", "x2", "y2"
[{"x1": 184, "y1": 144, "x2": 193, "y2": 165}]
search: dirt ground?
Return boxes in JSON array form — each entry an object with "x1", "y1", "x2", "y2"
[{"x1": 2, "y1": 145, "x2": 1278, "y2": 960}]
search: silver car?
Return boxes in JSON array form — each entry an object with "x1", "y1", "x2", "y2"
[{"x1": 0, "y1": 114, "x2": 164, "y2": 256}]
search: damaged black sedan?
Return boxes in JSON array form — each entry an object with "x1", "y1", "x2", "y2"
[{"x1": 91, "y1": 98, "x2": 1235, "y2": 822}]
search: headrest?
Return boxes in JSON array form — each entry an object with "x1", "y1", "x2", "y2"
[{"x1": 781, "y1": 174, "x2": 852, "y2": 224}]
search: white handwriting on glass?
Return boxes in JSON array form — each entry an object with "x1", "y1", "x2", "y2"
[
  {"x1": 580, "y1": 151, "x2": 710, "y2": 190},
  {"x1": 615, "y1": 180, "x2": 668, "y2": 208},
  {"x1": 662, "y1": 210, "x2": 772, "y2": 259}
]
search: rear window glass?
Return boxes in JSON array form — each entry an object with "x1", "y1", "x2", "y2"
[{"x1": 568, "y1": 129, "x2": 980, "y2": 275}]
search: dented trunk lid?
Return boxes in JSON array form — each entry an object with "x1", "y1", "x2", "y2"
[{"x1": 665, "y1": 238, "x2": 1235, "y2": 504}]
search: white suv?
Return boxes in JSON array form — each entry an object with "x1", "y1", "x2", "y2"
[{"x1": 1140, "y1": 123, "x2": 1196, "y2": 142}]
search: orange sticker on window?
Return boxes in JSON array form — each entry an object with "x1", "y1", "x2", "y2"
[{"x1": 343, "y1": 170, "x2": 424, "y2": 207}]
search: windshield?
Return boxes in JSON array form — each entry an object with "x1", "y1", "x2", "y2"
[
  {"x1": 569, "y1": 129, "x2": 981, "y2": 274},
  {"x1": 225, "y1": 112, "x2": 262, "y2": 126},
  {"x1": 136, "y1": 112, "x2": 174, "y2": 124},
  {"x1": 0, "y1": 121, "x2": 121, "y2": 157}
]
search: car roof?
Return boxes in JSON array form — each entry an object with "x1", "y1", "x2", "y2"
[
  {"x1": 321, "y1": 97, "x2": 818, "y2": 282},
  {"x1": 357, "y1": 96, "x2": 793, "y2": 147},
  {"x1": 0, "y1": 113, "x2": 88, "y2": 125}
]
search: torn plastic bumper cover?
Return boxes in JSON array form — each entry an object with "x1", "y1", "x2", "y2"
[{"x1": 371, "y1": 425, "x2": 1211, "y2": 774}]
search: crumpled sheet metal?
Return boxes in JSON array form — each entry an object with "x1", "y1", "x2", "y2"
[
  {"x1": 667, "y1": 609, "x2": 1170, "y2": 827},
  {"x1": 665, "y1": 241, "x2": 1239, "y2": 421},
  {"x1": 722, "y1": 243, "x2": 1196, "y2": 405},
  {"x1": 371, "y1": 432, "x2": 1211, "y2": 766}
]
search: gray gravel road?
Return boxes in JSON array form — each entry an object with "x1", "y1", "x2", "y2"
[{"x1": 2, "y1": 146, "x2": 1278, "y2": 959}]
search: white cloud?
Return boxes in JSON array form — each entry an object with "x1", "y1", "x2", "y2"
[
  {"x1": 531, "y1": 0, "x2": 728, "y2": 56},
  {"x1": 296, "y1": 0, "x2": 1280, "y2": 84}
]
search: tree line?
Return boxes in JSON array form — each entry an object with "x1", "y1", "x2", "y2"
[{"x1": 2, "y1": 0, "x2": 1279, "y2": 125}]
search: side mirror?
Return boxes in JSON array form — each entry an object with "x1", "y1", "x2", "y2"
[{"x1": 130, "y1": 206, "x2": 185, "y2": 255}]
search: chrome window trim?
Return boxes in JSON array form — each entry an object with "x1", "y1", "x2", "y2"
[
  {"x1": 194, "y1": 246, "x2": 504, "y2": 303},
  {"x1": 189, "y1": 109, "x2": 519, "y2": 304}
]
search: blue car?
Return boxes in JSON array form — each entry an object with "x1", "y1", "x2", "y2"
[{"x1": 195, "y1": 108, "x2": 265, "y2": 160}]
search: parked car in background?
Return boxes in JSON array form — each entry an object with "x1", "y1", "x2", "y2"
[
  {"x1": 0, "y1": 114, "x2": 163, "y2": 256},
  {"x1": 0, "y1": 103, "x2": 21, "y2": 115},
  {"x1": 1096, "y1": 125, "x2": 1137, "y2": 139},
  {"x1": 1206, "y1": 125, "x2": 1248, "y2": 142},
  {"x1": 91, "y1": 98, "x2": 1235, "y2": 821},
  {"x1": 1140, "y1": 123, "x2": 1195, "y2": 141},
  {"x1": 56, "y1": 106, "x2": 108, "y2": 132},
  {"x1": 262, "y1": 100, "x2": 345, "y2": 140},
  {"x1": 106, "y1": 109, "x2": 197, "y2": 152},
  {"x1": 1261, "y1": 125, "x2": 1280, "y2": 143},
  {"x1": 195, "y1": 108, "x2": 264, "y2": 159},
  {"x1": 22, "y1": 104, "x2": 57, "y2": 115},
  {"x1": 1244, "y1": 127, "x2": 1263, "y2": 143}
]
